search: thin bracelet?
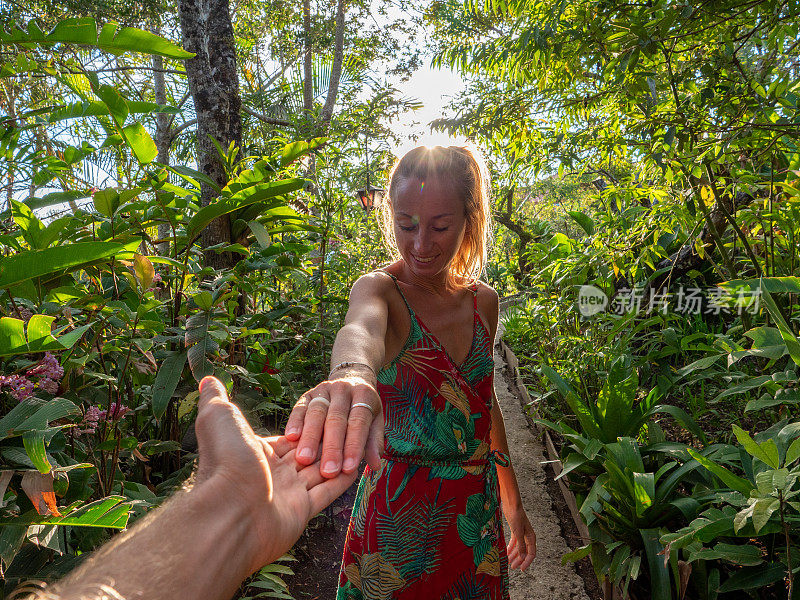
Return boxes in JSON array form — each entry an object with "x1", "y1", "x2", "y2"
[{"x1": 329, "y1": 361, "x2": 377, "y2": 380}]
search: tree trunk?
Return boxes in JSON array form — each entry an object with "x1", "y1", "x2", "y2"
[
  {"x1": 302, "y1": 0, "x2": 314, "y2": 137},
  {"x1": 177, "y1": 0, "x2": 242, "y2": 270},
  {"x1": 152, "y1": 48, "x2": 173, "y2": 256},
  {"x1": 320, "y1": 0, "x2": 347, "y2": 129}
]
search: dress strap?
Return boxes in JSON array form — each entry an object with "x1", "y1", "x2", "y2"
[
  {"x1": 378, "y1": 270, "x2": 414, "y2": 317},
  {"x1": 471, "y1": 282, "x2": 479, "y2": 312}
]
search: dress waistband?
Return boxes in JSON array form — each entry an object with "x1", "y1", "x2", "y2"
[{"x1": 383, "y1": 449, "x2": 510, "y2": 469}]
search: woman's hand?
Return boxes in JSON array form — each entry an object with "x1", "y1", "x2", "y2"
[
  {"x1": 504, "y1": 507, "x2": 537, "y2": 571},
  {"x1": 284, "y1": 374, "x2": 383, "y2": 478}
]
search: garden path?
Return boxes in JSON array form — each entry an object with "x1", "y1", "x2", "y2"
[
  {"x1": 283, "y1": 330, "x2": 592, "y2": 599},
  {"x1": 493, "y1": 327, "x2": 591, "y2": 600}
]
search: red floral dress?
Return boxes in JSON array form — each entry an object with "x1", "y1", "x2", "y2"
[{"x1": 336, "y1": 272, "x2": 510, "y2": 600}]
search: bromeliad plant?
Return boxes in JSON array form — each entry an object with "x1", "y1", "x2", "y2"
[{"x1": 662, "y1": 420, "x2": 800, "y2": 599}]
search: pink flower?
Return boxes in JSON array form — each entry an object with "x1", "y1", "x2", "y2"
[
  {"x1": 37, "y1": 378, "x2": 59, "y2": 395},
  {"x1": 27, "y1": 353, "x2": 64, "y2": 381},
  {"x1": 78, "y1": 406, "x2": 103, "y2": 435},
  {"x1": 107, "y1": 402, "x2": 130, "y2": 421},
  {"x1": 0, "y1": 374, "x2": 35, "y2": 401}
]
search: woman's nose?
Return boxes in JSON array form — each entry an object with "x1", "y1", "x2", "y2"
[{"x1": 413, "y1": 230, "x2": 431, "y2": 252}]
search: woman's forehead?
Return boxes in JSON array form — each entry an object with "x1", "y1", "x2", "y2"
[{"x1": 392, "y1": 176, "x2": 463, "y2": 214}]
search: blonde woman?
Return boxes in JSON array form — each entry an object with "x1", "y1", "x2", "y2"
[{"x1": 286, "y1": 146, "x2": 536, "y2": 599}]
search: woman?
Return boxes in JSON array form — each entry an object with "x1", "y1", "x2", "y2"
[{"x1": 285, "y1": 145, "x2": 536, "y2": 599}]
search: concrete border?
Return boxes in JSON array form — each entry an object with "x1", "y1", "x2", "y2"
[
  {"x1": 499, "y1": 338, "x2": 624, "y2": 600},
  {"x1": 498, "y1": 338, "x2": 590, "y2": 546}
]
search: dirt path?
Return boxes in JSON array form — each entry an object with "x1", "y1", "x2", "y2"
[
  {"x1": 283, "y1": 335, "x2": 591, "y2": 600},
  {"x1": 493, "y1": 339, "x2": 591, "y2": 600}
]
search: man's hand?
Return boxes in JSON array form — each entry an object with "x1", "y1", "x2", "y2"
[
  {"x1": 284, "y1": 375, "x2": 383, "y2": 478},
  {"x1": 195, "y1": 376, "x2": 358, "y2": 572}
]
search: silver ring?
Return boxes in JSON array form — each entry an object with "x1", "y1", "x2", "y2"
[
  {"x1": 351, "y1": 402, "x2": 375, "y2": 416},
  {"x1": 307, "y1": 396, "x2": 330, "y2": 409}
]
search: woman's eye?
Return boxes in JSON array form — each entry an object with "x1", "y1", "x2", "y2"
[
  {"x1": 433, "y1": 227, "x2": 449, "y2": 232},
  {"x1": 399, "y1": 225, "x2": 416, "y2": 231}
]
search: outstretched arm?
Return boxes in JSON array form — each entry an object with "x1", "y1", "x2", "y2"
[
  {"x1": 48, "y1": 377, "x2": 357, "y2": 600},
  {"x1": 285, "y1": 272, "x2": 390, "y2": 478}
]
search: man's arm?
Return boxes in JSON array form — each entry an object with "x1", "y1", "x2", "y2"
[{"x1": 47, "y1": 377, "x2": 356, "y2": 600}]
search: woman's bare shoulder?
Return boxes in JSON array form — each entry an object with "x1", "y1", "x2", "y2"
[
  {"x1": 349, "y1": 269, "x2": 397, "y2": 302},
  {"x1": 475, "y1": 281, "x2": 499, "y2": 307}
]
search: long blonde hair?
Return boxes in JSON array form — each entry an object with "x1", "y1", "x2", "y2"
[{"x1": 378, "y1": 145, "x2": 492, "y2": 288}]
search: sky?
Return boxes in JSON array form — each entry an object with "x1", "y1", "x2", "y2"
[{"x1": 387, "y1": 62, "x2": 470, "y2": 158}]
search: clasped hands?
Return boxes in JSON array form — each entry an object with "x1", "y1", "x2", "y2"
[
  {"x1": 195, "y1": 376, "x2": 358, "y2": 571},
  {"x1": 284, "y1": 373, "x2": 383, "y2": 478}
]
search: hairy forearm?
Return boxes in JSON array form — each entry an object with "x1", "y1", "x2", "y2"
[
  {"x1": 50, "y1": 478, "x2": 259, "y2": 600},
  {"x1": 489, "y1": 395, "x2": 523, "y2": 512}
]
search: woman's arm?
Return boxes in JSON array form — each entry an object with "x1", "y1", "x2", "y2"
[
  {"x1": 480, "y1": 284, "x2": 537, "y2": 571},
  {"x1": 285, "y1": 272, "x2": 391, "y2": 478}
]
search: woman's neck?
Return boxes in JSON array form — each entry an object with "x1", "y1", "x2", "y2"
[{"x1": 397, "y1": 261, "x2": 462, "y2": 298}]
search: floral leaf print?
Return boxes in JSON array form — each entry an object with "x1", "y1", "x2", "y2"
[
  {"x1": 458, "y1": 321, "x2": 493, "y2": 384},
  {"x1": 353, "y1": 461, "x2": 384, "y2": 536},
  {"x1": 336, "y1": 580, "x2": 364, "y2": 600},
  {"x1": 377, "y1": 496, "x2": 454, "y2": 580},
  {"x1": 476, "y1": 546, "x2": 501, "y2": 577},
  {"x1": 463, "y1": 441, "x2": 490, "y2": 475},
  {"x1": 438, "y1": 378, "x2": 471, "y2": 420},
  {"x1": 457, "y1": 493, "x2": 497, "y2": 567},
  {"x1": 443, "y1": 570, "x2": 490, "y2": 600},
  {"x1": 358, "y1": 552, "x2": 406, "y2": 600}
]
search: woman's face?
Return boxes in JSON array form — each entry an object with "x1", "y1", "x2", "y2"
[{"x1": 392, "y1": 176, "x2": 467, "y2": 280}]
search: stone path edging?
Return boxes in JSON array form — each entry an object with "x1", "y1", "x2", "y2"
[
  {"x1": 498, "y1": 338, "x2": 591, "y2": 546},
  {"x1": 493, "y1": 337, "x2": 591, "y2": 600}
]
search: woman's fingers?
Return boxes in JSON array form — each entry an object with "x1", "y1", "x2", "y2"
[
  {"x1": 262, "y1": 435, "x2": 297, "y2": 458},
  {"x1": 293, "y1": 390, "x2": 332, "y2": 465},
  {"x1": 319, "y1": 389, "x2": 351, "y2": 477},
  {"x1": 506, "y1": 535, "x2": 517, "y2": 556},
  {"x1": 307, "y1": 469, "x2": 359, "y2": 516},
  {"x1": 519, "y1": 529, "x2": 537, "y2": 570},
  {"x1": 341, "y1": 388, "x2": 381, "y2": 474},
  {"x1": 284, "y1": 395, "x2": 308, "y2": 441}
]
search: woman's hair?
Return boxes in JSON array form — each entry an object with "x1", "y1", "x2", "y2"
[{"x1": 378, "y1": 144, "x2": 492, "y2": 287}]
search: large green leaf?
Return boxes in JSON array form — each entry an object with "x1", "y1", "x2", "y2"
[
  {"x1": 0, "y1": 18, "x2": 194, "y2": 59},
  {"x1": 279, "y1": 138, "x2": 326, "y2": 166},
  {"x1": 0, "y1": 397, "x2": 80, "y2": 440},
  {"x1": 0, "y1": 524, "x2": 26, "y2": 569},
  {"x1": 186, "y1": 179, "x2": 304, "y2": 239},
  {"x1": 717, "y1": 563, "x2": 785, "y2": 592},
  {"x1": 152, "y1": 351, "x2": 188, "y2": 420},
  {"x1": 121, "y1": 122, "x2": 157, "y2": 164},
  {"x1": 540, "y1": 365, "x2": 602, "y2": 439},
  {"x1": 732, "y1": 425, "x2": 780, "y2": 468},
  {"x1": 567, "y1": 210, "x2": 595, "y2": 235},
  {"x1": 23, "y1": 429, "x2": 52, "y2": 474},
  {"x1": 185, "y1": 312, "x2": 218, "y2": 382},
  {"x1": 0, "y1": 241, "x2": 135, "y2": 288},
  {"x1": 0, "y1": 315, "x2": 92, "y2": 357},
  {"x1": 640, "y1": 528, "x2": 671, "y2": 600},
  {"x1": 760, "y1": 284, "x2": 800, "y2": 367},
  {"x1": 0, "y1": 496, "x2": 131, "y2": 528},
  {"x1": 687, "y1": 448, "x2": 753, "y2": 495},
  {"x1": 46, "y1": 100, "x2": 178, "y2": 124},
  {"x1": 597, "y1": 356, "x2": 637, "y2": 441},
  {"x1": 686, "y1": 542, "x2": 763, "y2": 566}
]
